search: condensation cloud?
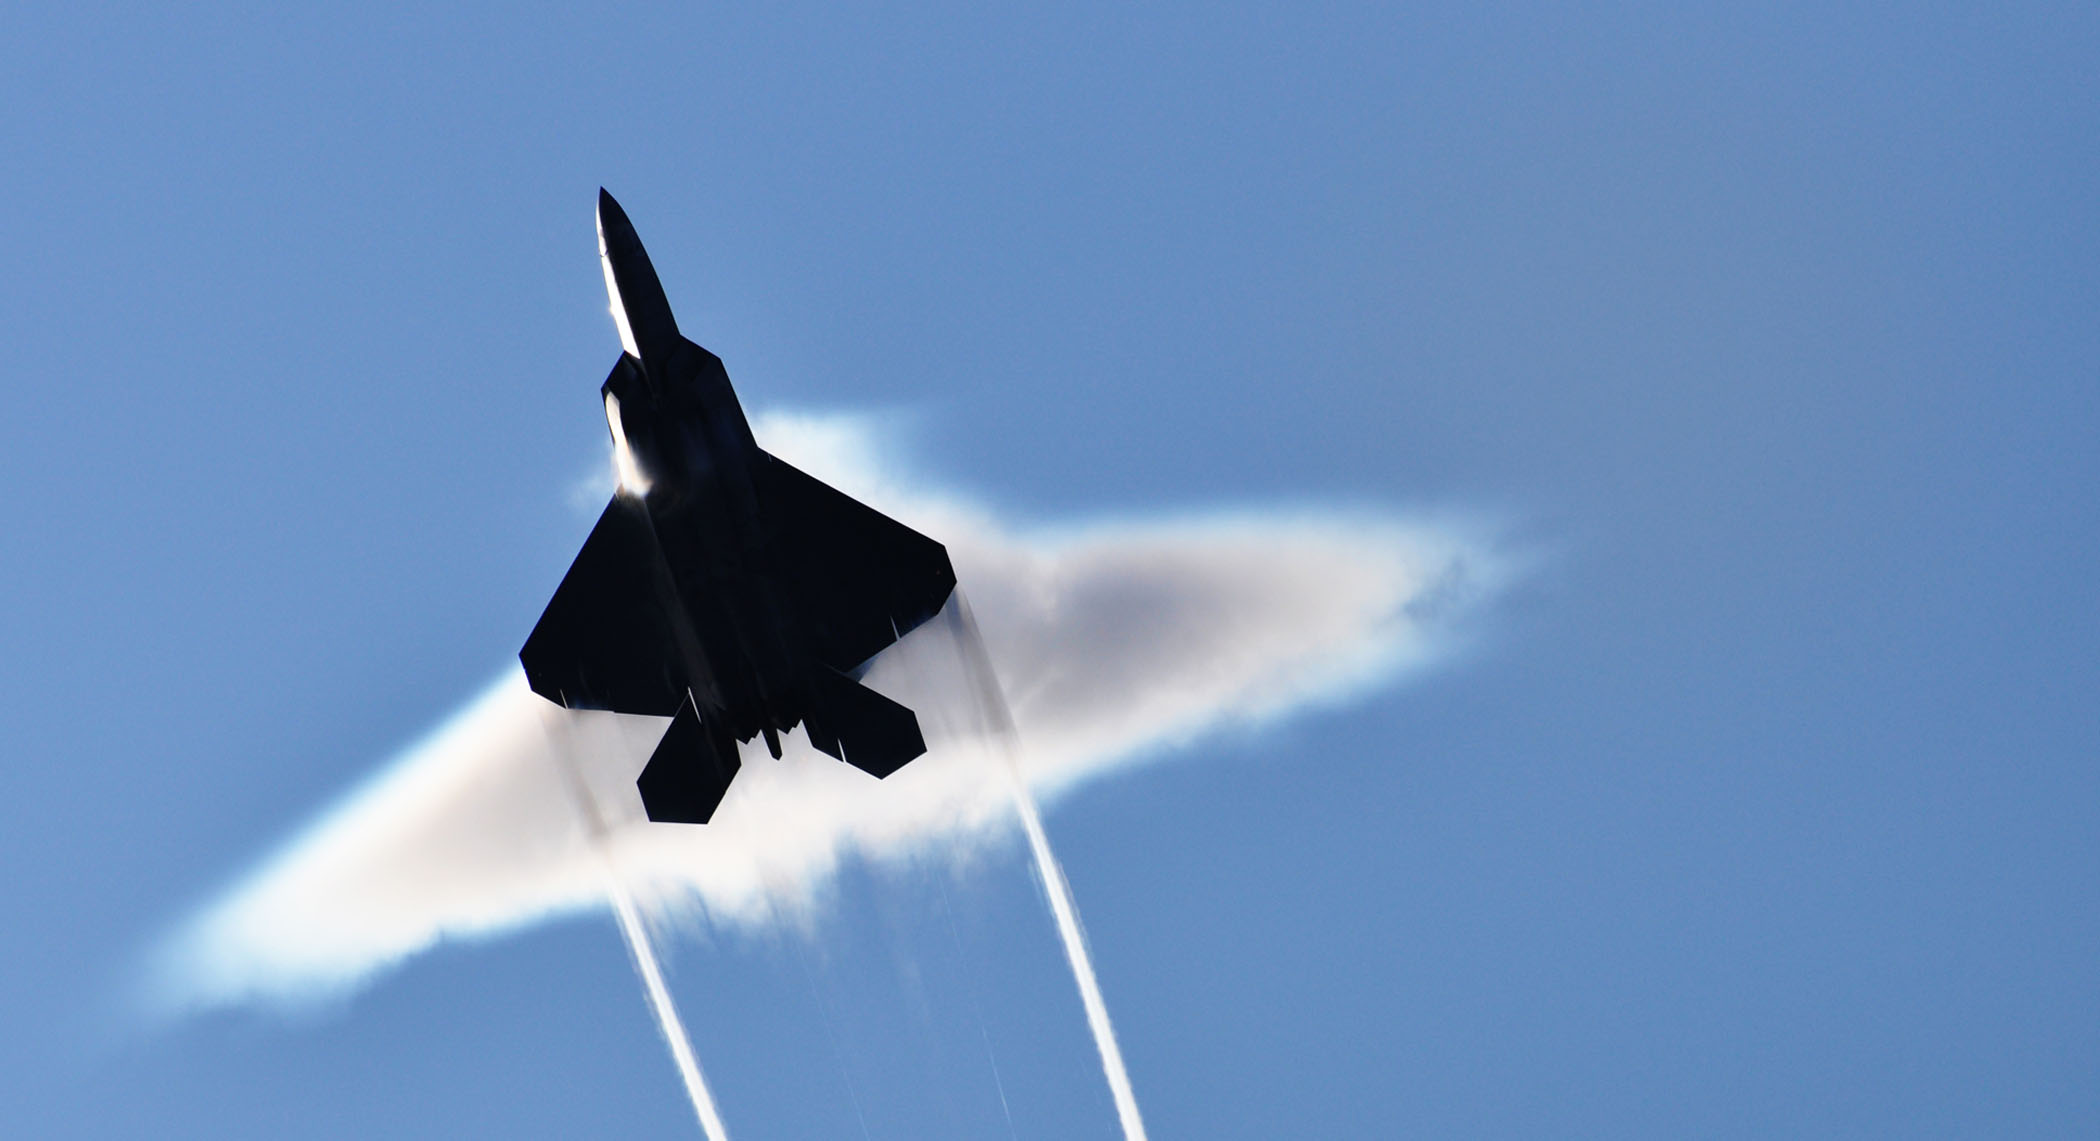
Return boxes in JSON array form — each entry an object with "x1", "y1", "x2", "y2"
[{"x1": 152, "y1": 411, "x2": 1507, "y2": 1012}]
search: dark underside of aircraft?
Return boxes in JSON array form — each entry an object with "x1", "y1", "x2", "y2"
[{"x1": 519, "y1": 190, "x2": 956, "y2": 824}]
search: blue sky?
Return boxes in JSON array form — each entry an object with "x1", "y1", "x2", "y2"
[{"x1": 4, "y1": 2, "x2": 2096, "y2": 1136}]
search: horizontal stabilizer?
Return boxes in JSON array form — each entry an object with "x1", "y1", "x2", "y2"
[
  {"x1": 637, "y1": 697, "x2": 742, "y2": 824},
  {"x1": 803, "y1": 669, "x2": 926, "y2": 779}
]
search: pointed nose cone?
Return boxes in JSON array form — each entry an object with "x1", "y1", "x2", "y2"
[{"x1": 595, "y1": 189, "x2": 679, "y2": 367}]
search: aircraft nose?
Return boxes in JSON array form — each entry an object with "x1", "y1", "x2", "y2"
[
  {"x1": 597, "y1": 188, "x2": 636, "y2": 245},
  {"x1": 593, "y1": 189, "x2": 679, "y2": 365}
]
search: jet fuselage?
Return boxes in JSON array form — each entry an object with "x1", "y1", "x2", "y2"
[{"x1": 520, "y1": 191, "x2": 955, "y2": 823}]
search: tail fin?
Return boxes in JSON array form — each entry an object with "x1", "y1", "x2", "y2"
[
  {"x1": 802, "y1": 669, "x2": 927, "y2": 778},
  {"x1": 636, "y1": 696, "x2": 743, "y2": 823}
]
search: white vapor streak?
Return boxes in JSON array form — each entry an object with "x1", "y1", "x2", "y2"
[
  {"x1": 949, "y1": 593, "x2": 1147, "y2": 1138},
  {"x1": 152, "y1": 411, "x2": 1509, "y2": 1022},
  {"x1": 538, "y1": 684, "x2": 727, "y2": 1138},
  {"x1": 1013, "y1": 781, "x2": 1145, "y2": 1139},
  {"x1": 610, "y1": 880, "x2": 729, "y2": 1141}
]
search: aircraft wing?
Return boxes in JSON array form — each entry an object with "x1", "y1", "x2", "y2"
[
  {"x1": 755, "y1": 451, "x2": 958, "y2": 676},
  {"x1": 520, "y1": 494, "x2": 690, "y2": 716}
]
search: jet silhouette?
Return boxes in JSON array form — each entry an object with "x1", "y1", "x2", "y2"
[{"x1": 521, "y1": 191, "x2": 956, "y2": 823}]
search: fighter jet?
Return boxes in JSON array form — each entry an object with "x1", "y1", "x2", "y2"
[{"x1": 520, "y1": 191, "x2": 957, "y2": 824}]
